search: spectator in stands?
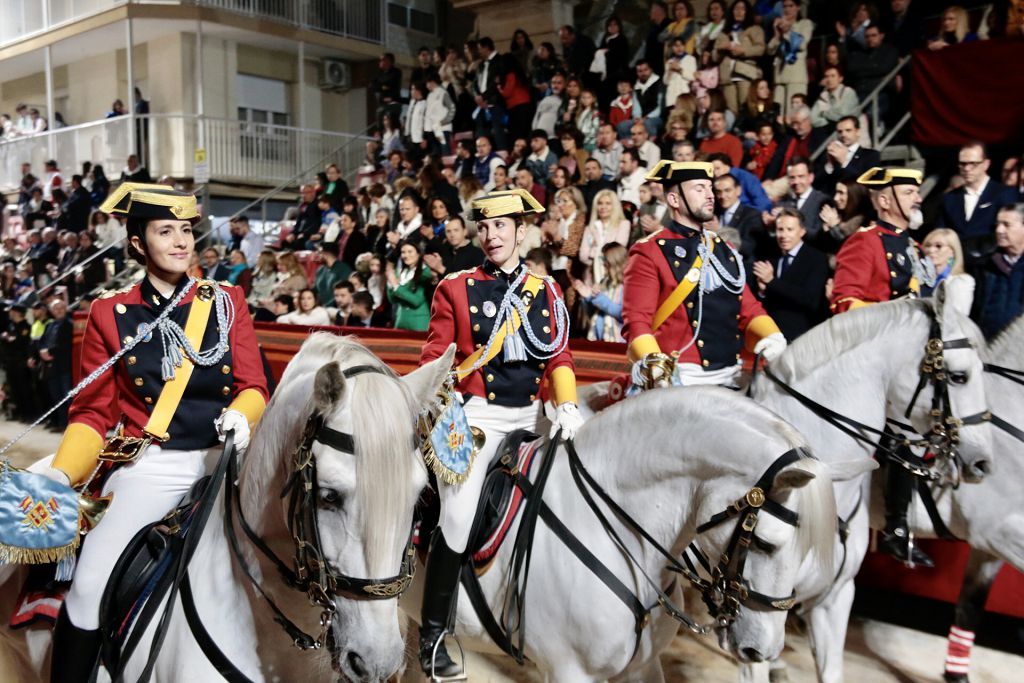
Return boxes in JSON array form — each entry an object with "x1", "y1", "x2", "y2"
[
  {"x1": 473, "y1": 135, "x2": 503, "y2": 189},
  {"x1": 545, "y1": 188, "x2": 586, "y2": 280},
  {"x1": 247, "y1": 251, "x2": 278, "y2": 308},
  {"x1": 488, "y1": 165, "x2": 512, "y2": 193},
  {"x1": 595, "y1": 15, "x2": 630, "y2": 106},
  {"x1": 844, "y1": 24, "x2": 899, "y2": 116},
  {"x1": 120, "y1": 154, "x2": 152, "y2": 183},
  {"x1": 198, "y1": 247, "x2": 229, "y2": 281},
  {"x1": 818, "y1": 178, "x2": 873, "y2": 251},
  {"x1": 22, "y1": 188, "x2": 53, "y2": 229},
  {"x1": 928, "y1": 5, "x2": 978, "y2": 50},
  {"x1": 810, "y1": 66, "x2": 859, "y2": 129},
  {"x1": 767, "y1": 0, "x2": 814, "y2": 117},
  {"x1": 55, "y1": 232, "x2": 79, "y2": 284},
  {"x1": 423, "y1": 74, "x2": 455, "y2": 157},
  {"x1": 608, "y1": 75, "x2": 640, "y2": 136},
  {"x1": 106, "y1": 99, "x2": 127, "y2": 118},
  {"x1": 411, "y1": 46, "x2": 438, "y2": 86},
  {"x1": 972, "y1": 204, "x2": 1024, "y2": 337},
  {"x1": 42, "y1": 160, "x2": 62, "y2": 202},
  {"x1": 714, "y1": 0, "x2": 765, "y2": 113},
  {"x1": 340, "y1": 290, "x2": 384, "y2": 328},
  {"x1": 1, "y1": 303, "x2": 32, "y2": 419},
  {"x1": 886, "y1": 0, "x2": 926, "y2": 54},
  {"x1": 707, "y1": 152, "x2": 772, "y2": 212},
  {"x1": 28, "y1": 109, "x2": 47, "y2": 134},
  {"x1": 313, "y1": 241, "x2": 352, "y2": 308},
  {"x1": 700, "y1": 110, "x2": 744, "y2": 167},
  {"x1": 630, "y1": 122, "x2": 662, "y2": 171},
  {"x1": 593, "y1": 123, "x2": 624, "y2": 180},
  {"x1": 735, "y1": 78, "x2": 781, "y2": 141},
  {"x1": 18, "y1": 164, "x2": 38, "y2": 206},
  {"x1": 225, "y1": 249, "x2": 253, "y2": 295},
  {"x1": 525, "y1": 129, "x2": 558, "y2": 185},
  {"x1": 277, "y1": 288, "x2": 331, "y2": 326},
  {"x1": 664, "y1": 36, "x2": 699, "y2": 105},
  {"x1": 322, "y1": 164, "x2": 349, "y2": 206},
  {"x1": 581, "y1": 158, "x2": 616, "y2": 208},
  {"x1": 423, "y1": 215, "x2": 484, "y2": 278},
  {"x1": 392, "y1": 194, "x2": 422, "y2": 242},
  {"x1": 28, "y1": 229, "x2": 60, "y2": 285},
  {"x1": 458, "y1": 174, "x2": 487, "y2": 213},
  {"x1": 530, "y1": 41, "x2": 560, "y2": 95},
  {"x1": 37, "y1": 298, "x2": 71, "y2": 429},
  {"x1": 371, "y1": 52, "x2": 403, "y2": 132},
  {"x1": 472, "y1": 37, "x2": 506, "y2": 150},
  {"x1": 744, "y1": 123, "x2": 779, "y2": 180},
  {"x1": 558, "y1": 130, "x2": 589, "y2": 181},
  {"x1": 1, "y1": 237, "x2": 23, "y2": 262},
  {"x1": 767, "y1": 107, "x2": 827, "y2": 190},
  {"x1": 386, "y1": 241, "x2": 432, "y2": 331},
  {"x1": 752, "y1": 207, "x2": 829, "y2": 340},
  {"x1": 921, "y1": 228, "x2": 974, "y2": 303},
  {"x1": 283, "y1": 184, "x2": 320, "y2": 249},
  {"x1": 532, "y1": 72, "x2": 566, "y2": 139},
  {"x1": 573, "y1": 91, "x2": 601, "y2": 153},
  {"x1": 270, "y1": 252, "x2": 309, "y2": 299},
  {"x1": 71, "y1": 231, "x2": 106, "y2": 296},
  {"x1": 629, "y1": 60, "x2": 665, "y2": 138},
  {"x1": 693, "y1": 89, "x2": 736, "y2": 140},
  {"x1": 766, "y1": 157, "x2": 829, "y2": 238},
  {"x1": 641, "y1": 2, "x2": 672, "y2": 74},
  {"x1": 814, "y1": 116, "x2": 880, "y2": 195},
  {"x1": 88, "y1": 164, "x2": 110, "y2": 207},
  {"x1": 498, "y1": 54, "x2": 535, "y2": 145},
  {"x1": 617, "y1": 148, "x2": 647, "y2": 207},
  {"x1": 714, "y1": 172, "x2": 767, "y2": 266},
  {"x1": 334, "y1": 211, "x2": 368, "y2": 270},
  {"x1": 228, "y1": 215, "x2": 264, "y2": 268},
  {"x1": 660, "y1": 1, "x2": 698, "y2": 55},
  {"x1": 671, "y1": 139, "x2": 697, "y2": 162},
  {"x1": 559, "y1": 24, "x2": 596, "y2": 83},
  {"x1": 580, "y1": 189, "x2": 630, "y2": 283},
  {"x1": 940, "y1": 142, "x2": 1019, "y2": 239},
  {"x1": 404, "y1": 81, "x2": 428, "y2": 160},
  {"x1": 510, "y1": 167, "x2": 544, "y2": 207},
  {"x1": 574, "y1": 242, "x2": 628, "y2": 342}
]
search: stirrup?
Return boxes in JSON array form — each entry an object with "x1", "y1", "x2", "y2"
[{"x1": 430, "y1": 632, "x2": 468, "y2": 682}]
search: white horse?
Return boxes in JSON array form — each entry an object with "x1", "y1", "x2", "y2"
[
  {"x1": 396, "y1": 385, "x2": 872, "y2": 682},
  {"x1": 0, "y1": 333, "x2": 455, "y2": 682},
  {"x1": 744, "y1": 292, "x2": 994, "y2": 683}
]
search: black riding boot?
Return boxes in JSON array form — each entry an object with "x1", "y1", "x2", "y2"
[
  {"x1": 418, "y1": 530, "x2": 465, "y2": 680},
  {"x1": 50, "y1": 605, "x2": 100, "y2": 683},
  {"x1": 879, "y1": 459, "x2": 934, "y2": 568}
]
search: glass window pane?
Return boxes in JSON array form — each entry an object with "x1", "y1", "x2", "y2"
[
  {"x1": 410, "y1": 9, "x2": 434, "y2": 34},
  {"x1": 387, "y1": 3, "x2": 407, "y2": 27}
]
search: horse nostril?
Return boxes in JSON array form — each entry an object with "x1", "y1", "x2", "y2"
[
  {"x1": 742, "y1": 647, "x2": 765, "y2": 663},
  {"x1": 975, "y1": 460, "x2": 991, "y2": 475},
  {"x1": 347, "y1": 651, "x2": 369, "y2": 678}
]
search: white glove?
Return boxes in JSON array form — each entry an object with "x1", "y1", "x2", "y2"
[
  {"x1": 753, "y1": 332, "x2": 788, "y2": 363},
  {"x1": 552, "y1": 402, "x2": 585, "y2": 440},
  {"x1": 216, "y1": 409, "x2": 251, "y2": 451},
  {"x1": 38, "y1": 465, "x2": 71, "y2": 488}
]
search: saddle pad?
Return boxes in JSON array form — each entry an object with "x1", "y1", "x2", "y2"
[{"x1": 469, "y1": 439, "x2": 543, "y2": 573}]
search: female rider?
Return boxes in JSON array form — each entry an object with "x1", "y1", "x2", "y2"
[
  {"x1": 418, "y1": 188, "x2": 584, "y2": 678},
  {"x1": 38, "y1": 183, "x2": 269, "y2": 682}
]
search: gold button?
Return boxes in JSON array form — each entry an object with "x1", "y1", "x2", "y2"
[
  {"x1": 674, "y1": 260, "x2": 680, "y2": 267},
  {"x1": 543, "y1": 325, "x2": 551, "y2": 333},
  {"x1": 736, "y1": 314, "x2": 741, "y2": 320},
  {"x1": 542, "y1": 309, "x2": 549, "y2": 317},
  {"x1": 127, "y1": 356, "x2": 137, "y2": 365},
  {"x1": 692, "y1": 321, "x2": 698, "y2": 327},
  {"x1": 657, "y1": 239, "x2": 666, "y2": 245},
  {"x1": 737, "y1": 354, "x2": 741, "y2": 360},
  {"x1": 473, "y1": 323, "x2": 480, "y2": 332},
  {"x1": 715, "y1": 237, "x2": 721, "y2": 243},
  {"x1": 738, "y1": 295, "x2": 743, "y2": 301},
  {"x1": 221, "y1": 365, "x2": 231, "y2": 374},
  {"x1": 535, "y1": 377, "x2": 541, "y2": 384},
  {"x1": 736, "y1": 334, "x2": 741, "y2": 340},
  {"x1": 123, "y1": 335, "x2": 134, "y2": 345},
  {"x1": 886, "y1": 252, "x2": 893, "y2": 259},
  {"x1": 486, "y1": 373, "x2": 494, "y2": 382},
  {"x1": 144, "y1": 396, "x2": 153, "y2": 404},
  {"x1": 115, "y1": 303, "x2": 127, "y2": 314},
  {"x1": 702, "y1": 360, "x2": 710, "y2": 367},
  {"x1": 529, "y1": 394, "x2": 536, "y2": 401},
  {"x1": 476, "y1": 343, "x2": 482, "y2": 349},
  {"x1": 890, "y1": 271, "x2": 897, "y2": 278},
  {"x1": 222, "y1": 386, "x2": 231, "y2": 395},
  {"x1": 539, "y1": 362, "x2": 545, "y2": 369},
  {"x1": 488, "y1": 392, "x2": 496, "y2": 400},
  {"x1": 467, "y1": 278, "x2": 475, "y2": 286},
  {"x1": 729, "y1": 256, "x2": 735, "y2": 262},
  {"x1": 892, "y1": 290, "x2": 899, "y2": 296},
  {"x1": 687, "y1": 302, "x2": 693, "y2": 309},
  {"x1": 134, "y1": 377, "x2": 144, "y2": 386},
  {"x1": 697, "y1": 340, "x2": 704, "y2": 348},
  {"x1": 470, "y1": 305, "x2": 478, "y2": 313}
]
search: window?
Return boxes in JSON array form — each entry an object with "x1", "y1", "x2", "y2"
[
  {"x1": 387, "y1": 2, "x2": 435, "y2": 34},
  {"x1": 236, "y1": 74, "x2": 292, "y2": 161},
  {"x1": 409, "y1": 9, "x2": 435, "y2": 34}
]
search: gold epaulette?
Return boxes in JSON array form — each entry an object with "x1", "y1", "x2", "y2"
[
  {"x1": 634, "y1": 229, "x2": 664, "y2": 245},
  {"x1": 444, "y1": 267, "x2": 478, "y2": 281},
  {"x1": 526, "y1": 269, "x2": 555, "y2": 284},
  {"x1": 98, "y1": 285, "x2": 133, "y2": 300},
  {"x1": 218, "y1": 280, "x2": 233, "y2": 288},
  {"x1": 856, "y1": 225, "x2": 875, "y2": 233}
]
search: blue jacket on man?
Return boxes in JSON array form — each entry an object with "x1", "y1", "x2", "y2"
[{"x1": 939, "y1": 178, "x2": 1019, "y2": 239}]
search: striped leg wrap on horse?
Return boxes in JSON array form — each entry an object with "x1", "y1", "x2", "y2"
[{"x1": 944, "y1": 625, "x2": 975, "y2": 675}]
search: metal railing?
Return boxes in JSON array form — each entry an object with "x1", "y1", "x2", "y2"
[
  {"x1": 0, "y1": 0, "x2": 383, "y2": 49},
  {"x1": 0, "y1": 114, "x2": 373, "y2": 192}
]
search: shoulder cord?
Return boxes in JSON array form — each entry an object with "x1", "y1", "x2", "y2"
[
  {"x1": 674, "y1": 235, "x2": 747, "y2": 360},
  {"x1": 156, "y1": 284, "x2": 234, "y2": 380},
  {"x1": 910, "y1": 244, "x2": 936, "y2": 289},
  {"x1": 0, "y1": 279, "x2": 232, "y2": 459}
]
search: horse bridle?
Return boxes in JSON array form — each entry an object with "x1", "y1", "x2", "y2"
[
  {"x1": 677, "y1": 448, "x2": 804, "y2": 625},
  {"x1": 227, "y1": 364, "x2": 416, "y2": 655}
]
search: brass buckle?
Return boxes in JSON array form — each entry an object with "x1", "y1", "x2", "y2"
[{"x1": 98, "y1": 434, "x2": 153, "y2": 463}]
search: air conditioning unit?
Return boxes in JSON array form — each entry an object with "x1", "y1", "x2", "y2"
[{"x1": 320, "y1": 59, "x2": 351, "y2": 91}]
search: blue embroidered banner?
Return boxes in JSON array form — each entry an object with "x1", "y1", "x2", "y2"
[{"x1": 0, "y1": 464, "x2": 81, "y2": 579}]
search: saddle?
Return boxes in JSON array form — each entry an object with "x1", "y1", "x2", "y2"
[{"x1": 98, "y1": 475, "x2": 210, "y2": 674}]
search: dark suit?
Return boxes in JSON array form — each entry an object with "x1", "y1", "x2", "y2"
[
  {"x1": 340, "y1": 310, "x2": 390, "y2": 328},
  {"x1": 778, "y1": 189, "x2": 830, "y2": 239},
  {"x1": 203, "y1": 263, "x2": 231, "y2": 281},
  {"x1": 939, "y1": 179, "x2": 1019, "y2": 239},
  {"x1": 814, "y1": 146, "x2": 881, "y2": 194},
  {"x1": 720, "y1": 203, "x2": 768, "y2": 267},
  {"x1": 760, "y1": 243, "x2": 831, "y2": 340}
]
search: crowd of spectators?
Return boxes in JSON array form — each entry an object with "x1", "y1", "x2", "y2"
[{"x1": 2, "y1": 0, "x2": 1024, "y2": 424}]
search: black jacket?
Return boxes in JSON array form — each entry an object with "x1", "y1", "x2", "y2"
[
  {"x1": 760, "y1": 243, "x2": 831, "y2": 341},
  {"x1": 813, "y1": 146, "x2": 881, "y2": 195},
  {"x1": 720, "y1": 203, "x2": 768, "y2": 266}
]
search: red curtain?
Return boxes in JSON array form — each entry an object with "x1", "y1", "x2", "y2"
[{"x1": 912, "y1": 39, "x2": 1024, "y2": 146}]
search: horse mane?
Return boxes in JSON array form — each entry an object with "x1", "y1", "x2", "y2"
[
  {"x1": 771, "y1": 299, "x2": 934, "y2": 383},
  {"x1": 987, "y1": 313, "x2": 1024, "y2": 364},
  {"x1": 241, "y1": 333, "x2": 420, "y2": 573}
]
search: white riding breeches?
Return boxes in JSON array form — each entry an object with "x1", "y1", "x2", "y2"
[
  {"x1": 438, "y1": 397, "x2": 549, "y2": 553},
  {"x1": 64, "y1": 445, "x2": 209, "y2": 630}
]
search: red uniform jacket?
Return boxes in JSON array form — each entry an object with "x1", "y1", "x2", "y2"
[
  {"x1": 621, "y1": 223, "x2": 776, "y2": 368},
  {"x1": 831, "y1": 221, "x2": 920, "y2": 313},
  {"x1": 421, "y1": 262, "x2": 574, "y2": 407},
  {"x1": 70, "y1": 278, "x2": 268, "y2": 449}
]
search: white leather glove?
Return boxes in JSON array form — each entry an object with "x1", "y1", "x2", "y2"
[
  {"x1": 753, "y1": 332, "x2": 788, "y2": 363},
  {"x1": 552, "y1": 402, "x2": 585, "y2": 440},
  {"x1": 38, "y1": 465, "x2": 71, "y2": 488},
  {"x1": 215, "y1": 409, "x2": 251, "y2": 451}
]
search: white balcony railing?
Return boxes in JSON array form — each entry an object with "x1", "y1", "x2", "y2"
[
  {"x1": 0, "y1": 0, "x2": 383, "y2": 48},
  {"x1": 0, "y1": 114, "x2": 373, "y2": 191}
]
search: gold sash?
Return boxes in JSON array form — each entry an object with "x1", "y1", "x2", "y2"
[
  {"x1": 651, "y1": 239, "x2": 714, "y2": 331},
  {"x1": 455, "y1": 275, "x2": 544, "y2": 380}
]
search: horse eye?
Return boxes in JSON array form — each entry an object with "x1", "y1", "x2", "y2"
[
  {"x1": 949, "y1": 371, "x2": 969, "y2": 385},
  {"x1": 318, "y1": 488, "x2": 343, "y2": 508},
  {"x1": 752, "y1": 536, "x2": 777, "y2": 555}
]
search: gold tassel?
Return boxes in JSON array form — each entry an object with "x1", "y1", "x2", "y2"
[
  {"x1": 421, "y1": 443, "x2": 473, "y2": 485},
  {"x1": 0, "y1": 536, "x2": 79, "y2": 566}
]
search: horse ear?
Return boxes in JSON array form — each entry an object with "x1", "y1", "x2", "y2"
[
  {"x1": 933, "y1": 278, "x2": 948, "y2": 320},
  {"x1": 402, "y1": 344, "x2": 457, "y2": 407},
  {"x1": 772, "y1": 465, "x2": 816, "y2": 492},
  {"x1": 823, "y1": 458, "x2": 878, "y2": 482},
  {"x1": 313, "y1": 361, "x2": 346, "y2": 413}
]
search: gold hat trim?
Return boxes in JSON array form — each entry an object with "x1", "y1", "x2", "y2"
[
  {"x1": 471, "y1": 188, "x2": 545, "y2": 218},
  {"x1": 99, "y1": 182, "x2": 200, "y2": 220},
  {"x1": 644, "y1": 160, "x2": 714, "y2": 183},
  {"x1": 856, "y1": 167, "x2": 923, "y2": 187}
]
